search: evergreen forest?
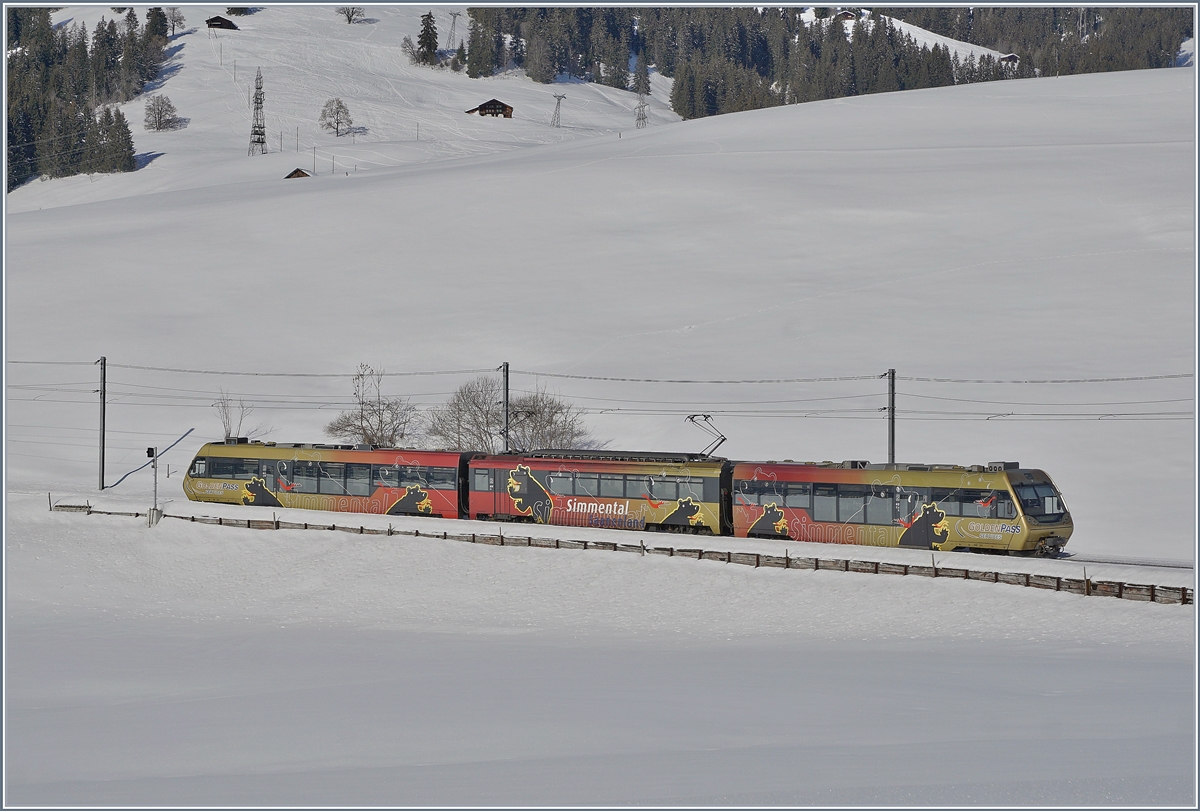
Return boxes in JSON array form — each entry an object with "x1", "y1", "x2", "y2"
[
  {"x1": 6, "y1": 7, "x2": 167, "y2": 190},
  {"x1": 463, "y1": 7, "x2": 1192, "y2": 118}
]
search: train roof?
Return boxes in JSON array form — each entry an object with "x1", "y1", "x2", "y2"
[
  {"x1": 730, "y1": 459, "x2": 1023, "y2": 474},
  {"x1": 479, "y1": 449, "x2": 727, "y2": 464}
]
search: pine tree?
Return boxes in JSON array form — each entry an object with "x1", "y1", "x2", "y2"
[
  {"x1": 107, "y1": 106, "x2": 135, "y2": 171},
  {"x1": 633, "y1": 50, "x2": 651, "y2": 95},
  {"x1": 466, "y1": 17, "x2": 493, "y2": 78},
  {"x1": 145, "y1": 8, "x2": 168, "y2": 40},
  {"x1": 418, "y1": 11, "x2": 438, "y2": 65}
]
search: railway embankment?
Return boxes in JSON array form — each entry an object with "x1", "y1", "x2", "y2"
[{"x1": 48, "y1": 498, "x2": 1195, "y2": 606}]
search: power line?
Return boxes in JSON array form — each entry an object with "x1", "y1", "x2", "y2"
[
  {"x1": 512, "y1": 371, "x2": 883, "y2": 384},
  {"x1": 897, "y1": 373, "x2": 1192, "y2": 384}
]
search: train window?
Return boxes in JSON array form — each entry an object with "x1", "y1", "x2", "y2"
[
  {"x1": 931, "y1": 489, "x2": 962, "y2": 516},
  {"x1": 575, "y1": 473, "x2": 599, "y2": 497},
  {"x1": 839, "y1": 485, "x2": 868, "y2": 523},
  {"x1": 471, "y1": 469, "x2": 494, "y2": 492},
  {"x1": 959, "y1": 489, "x2": 995, "y2": 518},
  {"x1": 547, "y1": 472, "x2": 574, "y2": 496},
  {"x1": 703, "y1": 477, "x2": 722, "y2": 503},
  {"x1": 813, "y1": 484, "x2": 837, "y2": 522},
  {"x1": 678, "y1": 477, "x2": 704, "y2": 501},
  {"x1": 346, "y1": 464, "x2": 371, "y2": 496},
  {"x1": 733, "y1": 481, "x2": 755, "y2": 506},
  {"x1": 996, "y1": 493, "x2": 1016, "y2": 519},
  {"x1": 630, "y1": 477, "x2": 652, "y2": 500},
  {"x1": 785, "y1": 483, "x2": 811, "y2": 510},
  {"x1": 652, "y1": 477, "x2": 677, "y2": 501},
  {"x1": 229, "y1": 458, "x2": 260, "y2": 477},
  {"x1": 292, "y1": 461, "x2": 318, "y2": 492},
  {"x1": 599, "y1": 474, "x2": 624, "y2": 498},
  {"x1": 428, "y1": 467, "x2": 457, "y2": 490},
  {"x1": 318, "y1": 462, "x2": 346, "y2": 494},
  {"x1": 398, "y1": 466, "x2": 426, "y2": 488},
  {"x1": 1014, "y1": 484, "x2": 1065, "y2": 518},
  {"x1": 189, "y1": 458, "x2": 207, "y2": 477},
  {"x1": 373, "y1": 466, "x2": 397, "y2": 488},
  {"x1": 865, "y1": 486, "x2": 893, "y2": 525}
]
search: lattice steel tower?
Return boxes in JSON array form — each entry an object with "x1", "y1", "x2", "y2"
[
  {"x1": 635, "y1": 93, "x2": 648, "y2": 129},
  {"x1": 248, "y1": 67, "x2": 267, "y2": 155},
  {"x1": 551, "y1": 93, "x2": 566, "y2": 128},
  {"x1": 445, "y1": 11, "x2": 461, "y2": 49}
]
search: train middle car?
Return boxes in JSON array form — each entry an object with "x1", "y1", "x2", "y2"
[
  {"x1": 183, "y1": 440, "x2": 471, "y2": 518},
  {"x1": 467, "y1": 450, "x2": 731, "y2": 535}
]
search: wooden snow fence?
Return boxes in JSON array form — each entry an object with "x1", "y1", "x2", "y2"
[{"x1": 49, "y1": 502, "x2": 1194, "y2": 605}]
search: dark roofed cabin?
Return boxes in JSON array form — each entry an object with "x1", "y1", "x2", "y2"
[
  {"x1": 465, "y1": 99, "x2": 513, "y2": 118},
  {"x1": 285, "y1": 168, "x2": 310, "y2": 179},
  {"x1": 206, "y1": 15, "x2": 239, "y2": 30},
  {"x1": 998, "y1": 53, "x2": 1020, "y2": 65}
]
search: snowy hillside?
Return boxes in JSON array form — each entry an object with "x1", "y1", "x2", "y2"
[
  {"x1": 4, "y1": 7, "x2": 1196, "y2": 805},
  {"x1": 7, "y1": 6, "x2": 1194, "y2": 559}
]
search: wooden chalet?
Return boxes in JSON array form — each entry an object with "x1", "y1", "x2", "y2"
[
  {"x1": 998, "y1": 53, "x2": 1020, "y2": 65},
  {"x1": 833, "y1": 10, "x2": 858, "y2": 21},
  {"x1": 465, "y1": 99, "x2": 514, "y2": 118},
  {"x1": 285, "y1": 168, "x2": 310, "y2": 179},
  {"x1": 206, "y1": 15, "x2": 239, "y2": 30}
]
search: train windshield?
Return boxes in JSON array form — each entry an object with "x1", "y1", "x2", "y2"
[{"x1": 1013, "y1": 483, "x2": 1067, "y2": 522}]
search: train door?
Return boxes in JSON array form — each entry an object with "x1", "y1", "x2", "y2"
[
  {"x1": 896, "y1": 487, "x2": 934, "y2": 548},
  {"x1": 471, "y1": 466, "x2": 499, "y2": 518}
]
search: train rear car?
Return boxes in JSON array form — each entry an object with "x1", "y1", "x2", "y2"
[
  {"x1": 469, "y1": 450, "x2": 731, "y2": 535},
  {"x1": 184, "y1": 439, "x2": 471, "y2": 518},
  {"x1": 731, "y1": 460, "x2": 1072, "y2": 555}
]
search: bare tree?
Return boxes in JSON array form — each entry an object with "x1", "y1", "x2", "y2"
[
  {"x1": 335, "y1": 7, "x2": 364, "y2": 24},
  {"x1": 324, "y1": 364, "x2": 419, "y2": 447},
  {"x1": 143, "y1": 95, "x2": 178, "y2": 130},
  {"x1": 423, "y1": 375, "x2": 603, "y2": 452},
  {"x1": 318, "y1": 98, "x2": 352, "y2": 136},
  {"x1": 165, "y1": 7, "x2": 186, "y2": 36},
  {"x1": 401, "y1": 35, "x2": 420, "y2": 64},
  {"x1": 214, "y1": 388, "x2": 272, "y2": 440},
  {"x1": 423, "y1": 376, "x2": 505, "y2": 452},
  {"x1": 509, "y1": 385, "x2": 604, "y2": 451}
]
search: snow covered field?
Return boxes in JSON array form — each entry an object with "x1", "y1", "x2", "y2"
[{"x1": 5, "y1": 6, "x2": 1196, "y2": 806}]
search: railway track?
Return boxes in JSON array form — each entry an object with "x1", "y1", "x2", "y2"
[{"x1": 1057, "y1": 553, "x2": 1194, "y2": 571}]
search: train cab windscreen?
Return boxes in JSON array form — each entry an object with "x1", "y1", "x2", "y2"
[{"x1": 1014, "y1": 483, "x2": 1067, "y2": 522}]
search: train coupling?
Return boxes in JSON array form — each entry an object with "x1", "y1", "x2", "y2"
[{"x1": 1037, "y1": 537, "x2": 1067, "y2": 557}]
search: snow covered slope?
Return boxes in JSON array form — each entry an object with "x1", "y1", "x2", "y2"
[{"x1": 7, "y1": 8, "x2": 1194, "y2": 558}]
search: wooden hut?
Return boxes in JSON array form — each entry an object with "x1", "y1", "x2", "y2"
[
  {"x1": 206, "y1": 15, "x2": 239, "y2": 30},
  {"x1": 285, "y1": 168, "x2": 310, "y2": 179},
  {"x1": 465, "y1": 99, "x2": 514, "y2": 118},
  {"x1": 998, "y1": 53, "x2": 1020, "y2": 65}
]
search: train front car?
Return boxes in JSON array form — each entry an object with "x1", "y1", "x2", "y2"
[
  {"x1": 183, "y1": 440, "x2": 470, "y2": 518},
  {"x1": 468, "y1": 450, "x2": 730, "y2": 535},
  {"x1": 731, "y1": 460, "x2": 1072, "y2": 556}
]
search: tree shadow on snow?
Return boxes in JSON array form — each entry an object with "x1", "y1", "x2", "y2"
[
  {"x1": 356, "y1": 18, "x2": 380, "y2": 25},
  {"x1": 142, "y1": 62, "x2": 182, "y2": 93},
  {"x1": 135, "y1": 152, "x2": 164, "y2": 170},
  {"x1": 344, "y1": 125, "x2": 369, "y2": 136}
]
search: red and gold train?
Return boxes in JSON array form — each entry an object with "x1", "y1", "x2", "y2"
[{"x1": 184, "y1": 440, "x2": 1073, "y2": 555}]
